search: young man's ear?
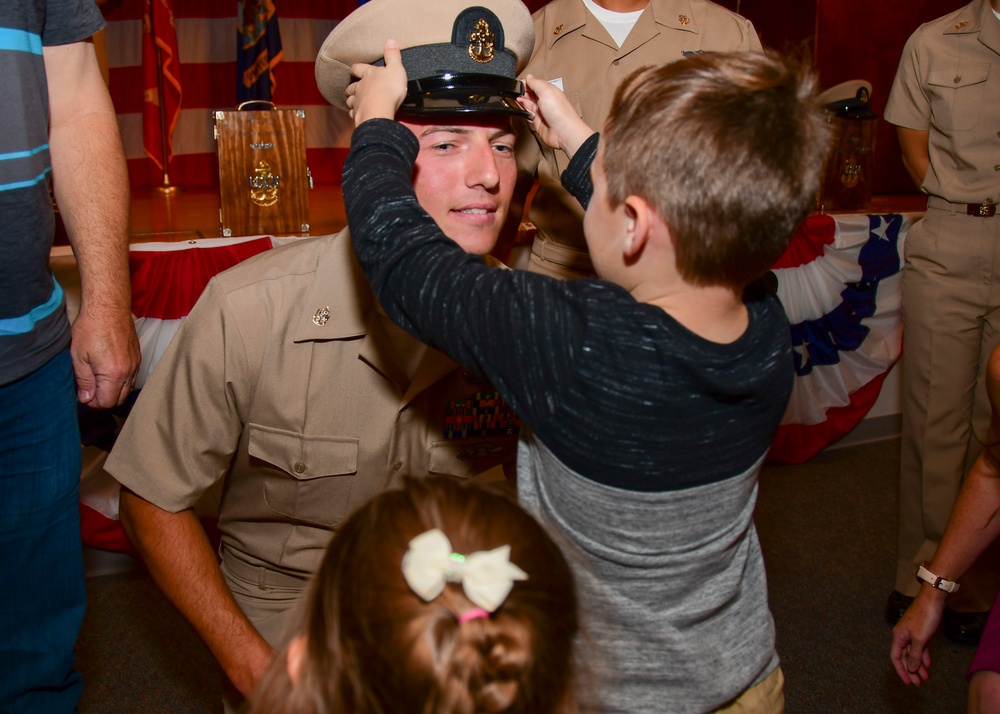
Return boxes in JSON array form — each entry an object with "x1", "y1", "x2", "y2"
[{"x1": 622, "y1": 195, "x2": 652, "y2": 259}]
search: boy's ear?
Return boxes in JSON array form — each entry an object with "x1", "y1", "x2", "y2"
[
  {"x1": 287, "y1": 635, "x2": 307, "y2": 684},
  {"x1": 622, "y1": 195, "x2": 652, "y2": 260}
]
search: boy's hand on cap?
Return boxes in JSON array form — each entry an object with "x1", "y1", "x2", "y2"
[
  {"x1": 519, "y1": 75, "x2": 593, "y2": 159},
  {"x1": 347, "y1": 40, "x2": 407, "y2": 126}
]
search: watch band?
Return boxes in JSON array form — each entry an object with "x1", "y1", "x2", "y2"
[{"x1": 916, "y1": 563, "x2": 961, "y2": 593}]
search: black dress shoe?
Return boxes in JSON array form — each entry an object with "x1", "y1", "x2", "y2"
[
  {"x1": 885, "y1": 590, "x2": 915, "y2": 625},
  {"x1": 943, "y1": 607, "x2": 989, "y2": 646}
]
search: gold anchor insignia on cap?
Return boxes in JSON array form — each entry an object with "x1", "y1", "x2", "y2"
[
  {"x1": 553, "y1": 23, "x2": 564, "y2": 35},
  {"x1": 955, "y1": 20, "x2": 969, "y2": 30},
  {"x1": 312, "y1": 306, "x2": 331, "y2": 326},
  {"x1": 678, "y1": 14, "x2": 690, "y2": 25},
  {"x1": 469, "y1": 18, "x2": 495, "y2": 63}
]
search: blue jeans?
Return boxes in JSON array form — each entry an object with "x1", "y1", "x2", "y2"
[{"x1": 0, "y1": 349, "x2": 84, "y2": 713}]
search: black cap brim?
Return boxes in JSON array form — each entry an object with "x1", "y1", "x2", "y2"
[{"x1": 398, "y1": 73, "x2": 530, "y2": 118}]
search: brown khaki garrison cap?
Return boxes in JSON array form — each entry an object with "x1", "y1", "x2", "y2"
[{"x1": 315, "y1": 0, "x2": 534, "y2": 118}]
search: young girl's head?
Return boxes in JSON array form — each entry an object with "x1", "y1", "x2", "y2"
[{"x1": 251, "y1": 476, "x2": 581, "y2": 714}]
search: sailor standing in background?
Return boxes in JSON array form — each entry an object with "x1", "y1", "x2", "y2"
[
  {"x1": 884, "y1": 0, "x2": 1000, "y2": 645},
  {"x1": 507, "y1": 0, "x2": 761, "y2": 278}
]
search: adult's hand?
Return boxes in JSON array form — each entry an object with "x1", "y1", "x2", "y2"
[
  {"x1": 890, "y1": 588, "x2": 946, "y2": 685},
  {"x1": 71, "y1": 304, "x2": 140, "y2": 407}
]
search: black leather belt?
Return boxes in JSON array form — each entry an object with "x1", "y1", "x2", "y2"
[
  {"x1": 968, "y1": 202, "x2": 997, "y2": 218},
  {"x1": 927, "y1": 196, "x2": 997, "y2": 218}
]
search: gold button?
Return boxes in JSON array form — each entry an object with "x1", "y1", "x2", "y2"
[
  {"x1": 954, "y1": 76, "x2": 961, "y2": 84},
  {"x1": 995, "y1": 165, "x2": 1000, "y2": 172},
  {"x1": 294, "y1": 462, "x2": 306, "y2": 474},
  {"x1": 392, "y1": 460, "x2": 403, "y2": 472},
  {"x1": 613, "y1": 59, "x2": 620, "y2": 65}
]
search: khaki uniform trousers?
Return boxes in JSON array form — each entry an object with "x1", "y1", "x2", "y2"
[
  {"x1": 221, "y1": 551, "x2": 308, "y2": 713},
  {"x1": 895, "y1": 202, "x2": 1000, "y2": 595}
]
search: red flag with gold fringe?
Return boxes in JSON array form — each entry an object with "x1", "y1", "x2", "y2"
[{"x1": 142, "y1": 0, "x2": 182, "y2": 172}]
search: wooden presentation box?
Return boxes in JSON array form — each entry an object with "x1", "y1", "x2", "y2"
[{"x1": 214, "y1": 104, "x2": 311, "y2": 237}]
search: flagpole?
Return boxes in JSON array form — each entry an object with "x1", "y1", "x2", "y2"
[{"x1": 149, "y1": 1, "x2": 177, "y2": 195}]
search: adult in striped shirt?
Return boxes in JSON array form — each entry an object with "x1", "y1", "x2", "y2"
[{"x1": 0, "y1": 1, "x2": 138, "y2": 711}]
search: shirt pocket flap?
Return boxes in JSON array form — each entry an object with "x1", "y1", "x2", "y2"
[
  {"x1": 248, "y1": 423, "x2": 359, "y2": 480},
  {"x1": 928, "y1": 65, "x2": 989, "y2": 89},
  {"x1": 428, "y1": 439, "x2": 511, "y2": 478}
]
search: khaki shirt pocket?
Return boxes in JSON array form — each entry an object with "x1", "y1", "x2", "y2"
[
  {"x1": 927, "y1": 65, "x2": 989, "y2": 131},
  {"x1": 249, "y1": 423, "x2": 359, "y2": 527}
]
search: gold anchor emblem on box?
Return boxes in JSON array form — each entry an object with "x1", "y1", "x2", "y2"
[
  {"x1": 469, "y1": 18, "x2": 495, "y2": 63},
  {"x1": 249, "y1": 161, "x2": 280, "y2": 207}
]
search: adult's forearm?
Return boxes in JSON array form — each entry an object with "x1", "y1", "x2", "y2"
[
  {"x1": 923, "y1": 458, "x2": 1000, "y2": 583},
  {"x1": 49, "y1": 85, "x2": 131, "y2": 319},
  {"x1": 45, "y1": 40, "x2": 139, "y2": 406},
  {"x1": 891, "y1": 459, "x2": 1000, "y2": 683},
  {"x1": 45, "y1": 39, "x2": 130, "y2": 316},
  {"x1": 896, "y1": 126, "x2": 930, "y2": 191},
  {"x1": 119, "y1": 490, "x2": 273, "y2": 696}
]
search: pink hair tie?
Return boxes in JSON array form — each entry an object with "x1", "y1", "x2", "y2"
[{"x1": 458, "y1": 607, "x2": 490, "y2": 624}]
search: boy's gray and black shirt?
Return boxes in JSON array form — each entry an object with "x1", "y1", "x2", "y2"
[
  {"x1": 344, "y1": 119, "x2": 792, "y2": 494},
  {"x1": 344, "y1": 118, "x2": 790, "y2": 712}
]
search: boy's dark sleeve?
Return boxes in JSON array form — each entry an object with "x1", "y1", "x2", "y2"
[
  {"x1": 342, "y1": 118, "x2": 580, "y2": 429},
  {"x1": 560, "y1": 132, "x2": 600, "y2": 209}
]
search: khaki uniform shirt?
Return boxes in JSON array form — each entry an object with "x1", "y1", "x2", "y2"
[
  {"x1": 516, "y1": 0, "x2": 761, "y2": 257},
  {"x1": 105, "y1": 231, "x2": 517, "y2": 578},
  {"x1": 884, "y1": 0, "x2": 1000, "y2": 205}
]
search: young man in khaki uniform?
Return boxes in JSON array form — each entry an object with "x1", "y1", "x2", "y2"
[
  {"x1": 508, "y1": 0, "x2": 761, "y2": 278},
  {"x1": 103, "y1": 0, "x2": 533, "y2": 705},
  {"x1": 884, "y1": 0, "x2": 1000, "y2": 645}
]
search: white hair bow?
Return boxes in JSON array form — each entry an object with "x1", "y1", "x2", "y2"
[{"x1": 401, "y1": 528, "x2": 528, "y2": 612}]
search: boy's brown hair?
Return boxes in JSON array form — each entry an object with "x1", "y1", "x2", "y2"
[
  {"x1": 251, "y1": 476, "x2": 583, "y2": 714},
  {"x1": 602, "y1": 50, "x2": 831, "y2": 289}
]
